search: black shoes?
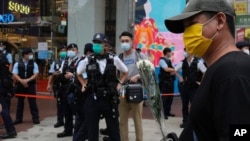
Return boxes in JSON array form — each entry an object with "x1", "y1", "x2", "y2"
[
  {"x1": 167, "y1": 113, "x2": 175, "y2": 117},
  {"x1": 100, "y1": 128, "x2": 108, "y2": 135},
  {"x1": 14, "y1": 119, "x2": 40, "y2": 125},
  {"x1": 33, "y1": 119, "x2": 40, "y2": 124},
  {"x1": 180, "y1": 123, "x2": 186, "y2": 128},
  {"x1": 0, "y1": 131, "x2": 17, "y2": 139},
  {"x1": 13, "y1": 120, "x2": 23, "y2": 125},
  {"x1": 54, "y1": 122, "x2": 64, "y2": 128},
  {"x1": 103, "y1": 136, "x2": 110, "y2": 141},
  {"x1": 57, "y1": 131, "x2": 73, "y2": 138}
]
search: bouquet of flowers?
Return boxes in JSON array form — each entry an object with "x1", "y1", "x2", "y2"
[{"x1": 137, "y1": 60, "x2": 167, "y2": 141}]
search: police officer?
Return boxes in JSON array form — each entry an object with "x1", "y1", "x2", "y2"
[
  {"x1": 0, "y1": 46, "x2": 16, "y2": 139},
  {"x1": 47, "y1": 45, "x2": 67, "y2": 128},
  {"x1": 0, "y1": 42, "x2": 13, "y2": 71},
  {"x1": 12, "y1": 48, "x2": 40, "y2": 125},
  {"x1": 73, "y1": 43, "x2": 94, "y2": 141},
  {"x1": 158, "y1": 48, "x2": 176, "y2": 119},
  {"x1": 57, "y1": 43, "x2": 79, "y2": 138},
  {"x1": 77, "y1": 33, "x2": 128, "y2": 141},
  {"x1": 0, "y1": 42, "x2": 13, "y2": 129},
  {"x1": 175, "y1": 49, "x2": 206, "y2": 128}
]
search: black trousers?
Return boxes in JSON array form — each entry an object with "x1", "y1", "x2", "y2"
[
  {"x1": 0, "y1": 95, "x2": 15, "y2": 133},
  {"x1": 159, "y1": 81, "x2": 174, "y2": 116},
  {"x1": 62, "y1": 91, "x2": 75, "y2": 133},
  {"x1": 15, "y1": 84, "x2": 39, "y2": 121},
  {"x1": 56, "y1": 92, "x2": 64, "y2": 124},
  {"x1": 178, "y1": 83, "x2": 197, "y2": 123},
  {"x1": 73, "y1": 100, "x2": 87, "y2": 141},
  {"x1": 84, "y1": 95, "x2": 120, "y2": 141}
]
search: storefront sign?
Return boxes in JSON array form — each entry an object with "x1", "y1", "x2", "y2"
[
  {"x1": 8, "y1": 1, "x2": 30, "y2": 15},
  {"x1": 235, "y1": 15, "x2": 250, "y2": 26},
  {"x1": 0, "y1": 14, "x2": 14, "y2": 23},
  {"x1": 0, "y1": 28, "x2": 15, "y2": 33},
  {"x1": 234, "y1": 2, "x2": 248, "y2": 15}
]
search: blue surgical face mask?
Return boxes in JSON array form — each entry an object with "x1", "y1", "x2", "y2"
[
  {"x1": 28, "y1": 55, "x2": 33, "y2": 60},
  {"x1": 67, "y1": 50, "x2": 76, "y2": 58},
  {"x1": 121, "y1": 43, "x2": 131, "y2": 51},
  {"x1": 93, "y1": 43, "x2": 103, "y2": 54}
]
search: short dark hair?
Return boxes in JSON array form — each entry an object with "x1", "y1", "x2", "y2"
[
  {"x1": 203, "y1": 12, "x2": 235, "y2": 38},
  {"x1": 119, "y1": 31, "x2": 133, "y2": 39},
  {"x1": 163, "y1": 48, "x2": 171, "y2": 55}
]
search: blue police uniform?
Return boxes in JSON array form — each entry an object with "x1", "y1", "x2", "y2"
[
  {"x1": 158, "y1": 57, "x2": 175, "y2": 118},
  {"x1": 57, "y1": 56, "x2": 79, "y2": 138},
  {"x1": 0, "y1": 85, "x2": 16, "y2": 139},
  {"x1": 48, "y1": 59, "x2": 65, "y2": 127},
  {"x1": 73, "y1": 57, "x2": 88, "y2": 141},
  {"x1": 12, "y1": 59, "x2": 40, "y2": 124},
  {"x1": 175, "y1": 57, "x2": 206, "y2": 127},
  {"x1": 1, "y1": 51, "x2": 13, "y2": 110},
  {"x1": 77, "y1": 53, "x2": 128, "y2": 141}
]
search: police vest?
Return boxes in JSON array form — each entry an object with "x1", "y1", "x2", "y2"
[
  {"x1": 62, "y1": 57, "x2": 78, "y2": 74},
  {"x1": 158, "y1": 57, "x2": 175, "y2": 82},
  {"x1": 182, "y1": 57, "x2": 202, "y2": 87},
  {"x1": 86, "y1": 53, "x2": 118, "y2": 95},
  {"x1": 52, "y1": 59, "x2": 64, "y2": 86},
  {"x1": 54, "y1": 59, "x2": 63, "y2": 71},
  {"x1": 18, "y1": 60, "x2": 36, "y2": 84}
]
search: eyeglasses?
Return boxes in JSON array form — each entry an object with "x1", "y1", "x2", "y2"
[{"x1": 121, "y1": 39, "x2": 130, "y2": 43}]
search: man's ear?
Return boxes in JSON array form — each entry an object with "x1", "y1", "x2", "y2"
[{"x1": 216, "y1": 12, "x2": 226, "y2": 31}]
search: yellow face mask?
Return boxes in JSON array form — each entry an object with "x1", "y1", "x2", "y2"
[{"x1": 183, "y1": 18, "x2": 217, "y2": 57}]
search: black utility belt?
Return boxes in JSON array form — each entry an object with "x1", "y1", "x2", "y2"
[
  {"x1": 91, "y1": 87, "x2": 115, "y2": 98},
  {"x1": 180, "y1": 82, "x2": 198, "y2": 88}
]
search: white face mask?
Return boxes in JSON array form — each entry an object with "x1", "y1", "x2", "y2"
[
  {"x1": 67, "y1": 50, "x2": 76, "y2": 58},
  {"x1": 242, "y1": 48, "x2": 250, "y2": 55},
  {"x1": 28, "y1": 55, "x2": 33, "y2": 60},
  {"x1": 120, "y1": 43, "x2": 131, "y2": 51},
  {"x1": 183, "y1": 52, "x2": 188, "y2": 58},
  {"x1": 0, "y1": 47, "x2": 3, "y2": 51}
]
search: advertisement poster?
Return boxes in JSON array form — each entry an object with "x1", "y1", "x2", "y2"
[
  {"x1": 236, "y1": 28, "x2": 245, "y2": 42},
  {"x1": 134, "y1": 0, "x2": 186, "y2": 66}
]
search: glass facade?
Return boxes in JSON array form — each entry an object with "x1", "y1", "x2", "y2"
[{"x1": 0, "y1": 0, "x2": 68, "y2": 78}]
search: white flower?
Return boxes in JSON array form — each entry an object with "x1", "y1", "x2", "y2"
[{"x1": 136, "y1": 60, "x2": 155, "y2": 70}]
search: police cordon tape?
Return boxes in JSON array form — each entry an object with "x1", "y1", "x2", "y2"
[{"x1": 15, "y1": 94, "x2": 55, "y2": 99}]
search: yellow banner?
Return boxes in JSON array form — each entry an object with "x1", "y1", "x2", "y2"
[{"x1": 234, "y1": 2, "x2": 248, "y2": 15}]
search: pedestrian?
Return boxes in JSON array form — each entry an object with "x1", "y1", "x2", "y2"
[
  {"x1": 118, "y1": 31, "x2": 147, "y2": 141},
  {"x1": 77, "y1": 33, "x2": 128, "y2": 141},
  {"x1": 12, "y1": 48, "x2": 40, "y2": 125},
  {"x1": 236, "y1": 41, "x2": 250, "y2": 55},
  {"x1": 47, "y1": 44, "x2": 67, "y2": 128},
  {"x1": 158, "y1": 47, "x2": 176, "y2": 119},
  {"x1": 165, "y1": 0, "x2": 250, "y2": 140},
  {"x1": 175, "y1": 49, "x2": 206, "y2": 128},
  {"x1": 57, "y1": 43, "x2": 79, "y2": 138},
  {"x1": 73, "y1": 43, "x2": 94, "y2": 141}
]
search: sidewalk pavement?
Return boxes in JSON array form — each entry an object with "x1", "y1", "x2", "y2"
[{"x1": 4, "y1": 116, "x2": 183, "y2": 141}]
